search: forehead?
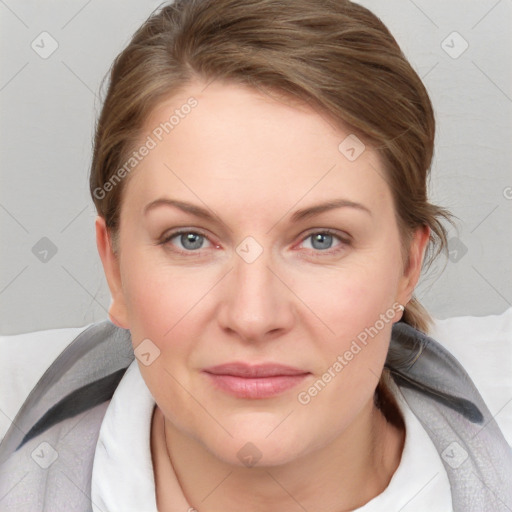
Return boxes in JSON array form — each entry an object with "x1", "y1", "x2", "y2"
[{"x1": 122, "y1": 80, "x2": 392, "y2": 222}]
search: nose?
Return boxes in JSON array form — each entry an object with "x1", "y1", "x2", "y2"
[{"x1": 217, "y1": 249, "x2": 295, "y2": 343}]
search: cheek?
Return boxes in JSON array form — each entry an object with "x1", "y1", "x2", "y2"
[
  {"x1": 292, "y1": 262, "x2": 401, "y2": 440},
  {"x1": 296, "y1": 250, "x2": 403, "y2": 346},
  {"x1": 121, "y1": 259, "x2": 212, "y2": 432},
  {"x1": 121, "y1": 249, "x2": 212, "y2": 339},
  {"x1": 291, "y1": 246, "x2": 403, "y2": 403},
  {"x1": 119, "y1": 251, "x2": 216, "y2": 392}
]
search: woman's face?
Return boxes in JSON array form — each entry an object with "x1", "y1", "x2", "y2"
[{"x1": 97, "y1": 80, "x2": 427, "y2": 467}]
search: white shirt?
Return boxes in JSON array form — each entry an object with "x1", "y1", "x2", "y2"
[{"x1": 91, "y1": 360, "x2": 453, "y2": 512}]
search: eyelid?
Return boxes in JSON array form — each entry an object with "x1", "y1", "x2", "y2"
[{"x1": 299, "y1": 228, "x2": 352, "y2": 243}]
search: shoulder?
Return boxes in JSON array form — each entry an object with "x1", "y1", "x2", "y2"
[{"x1": 430, "y1": 307, "x2": 512, "y2": 446}]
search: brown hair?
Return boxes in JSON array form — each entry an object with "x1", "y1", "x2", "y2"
[{"x1": 90, "y1": 0, "x2": 450, "y2": 332}]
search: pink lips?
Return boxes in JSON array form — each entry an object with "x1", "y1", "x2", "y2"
[{"x1": 202, "y1": 362, "x2": 310, "y2": 399}]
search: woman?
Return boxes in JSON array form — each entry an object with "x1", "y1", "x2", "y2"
[{"x1": 0, "y1": 0, "x2": 510, "y2": 510}]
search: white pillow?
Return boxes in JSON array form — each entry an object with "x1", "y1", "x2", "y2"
[{"x1": 430, "y1": 307, "x2": 512, "y2": 447}]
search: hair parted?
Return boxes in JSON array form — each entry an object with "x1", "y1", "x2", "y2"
[{"x1": 90, "y1": 0, "x2": 451, "y2": 334}]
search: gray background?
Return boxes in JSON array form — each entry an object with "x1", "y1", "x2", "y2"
[{"x1": 0, "y1": 0, "x2": 511, "y2": 335}]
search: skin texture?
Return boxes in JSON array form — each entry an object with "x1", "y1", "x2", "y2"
[{"x1": 96, "y1": 80, "x2": 430, "y2": 511}]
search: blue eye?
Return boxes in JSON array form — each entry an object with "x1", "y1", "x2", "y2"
[
  {"x1": 307, "y1": 233, "x2": 335, "y2": 250},
  {"x1": 161, "y1": 230, "x2": 212, "y2": 252},
  {"x1": 300, "y1": 231, "x2": 345, "y2": 252},
  {"x1": 179, "y1": 232, "x2": 206, "y2": 250}
]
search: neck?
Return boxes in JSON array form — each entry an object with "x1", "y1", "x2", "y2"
[{"x1": 151, "y1": 397, "x2": 405, "y2": 512}]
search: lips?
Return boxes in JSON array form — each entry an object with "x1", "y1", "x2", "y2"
[
  {"x1": 204, "y1": 362, "x2": 308, "y2": 378},
  {"x1": 202, "y1": 362, "x2": 310, "y2": 399}
]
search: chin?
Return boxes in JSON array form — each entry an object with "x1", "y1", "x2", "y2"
[{"x1": 201, "y1": 423, "x2": 309, "y2": 469}]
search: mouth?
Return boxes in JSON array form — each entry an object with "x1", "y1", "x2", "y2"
[{"x1": 202, "y1": 362, "x2": 311, "y2": 399}]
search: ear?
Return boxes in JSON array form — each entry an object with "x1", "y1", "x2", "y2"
[
  {"x1": 396, "y1": 225, "x2": 430, "y2": 308},
  {"x1": 95, "y1": 216, "x2": 130, "y2": 329}
]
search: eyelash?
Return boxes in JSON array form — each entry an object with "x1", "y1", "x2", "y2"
[{"x1": 158, "y1": 228, "x2": 351, "y2": 257}]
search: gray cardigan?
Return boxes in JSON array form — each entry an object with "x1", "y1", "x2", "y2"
[{"x1": 0, "y1": 321, "x2": 510, "y2": 511}]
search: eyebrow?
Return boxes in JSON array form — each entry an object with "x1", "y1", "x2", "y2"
[
  {"x1": 290, "y1": 198, "x2": 371, "y2": 222},
  {"x1": 143, "y1": 197, "x2": 371, "y2": 223},
  {"x1": 144, "y1": 198, "x2": 215, "y2": 220}
]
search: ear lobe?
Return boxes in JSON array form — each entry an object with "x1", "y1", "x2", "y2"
[
  {"x1": 95, "y1": 216, "x2": 130, "y2": 329},
  {"x1": 397, "y1": 226, "x2": 430, "y2": 306}
]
